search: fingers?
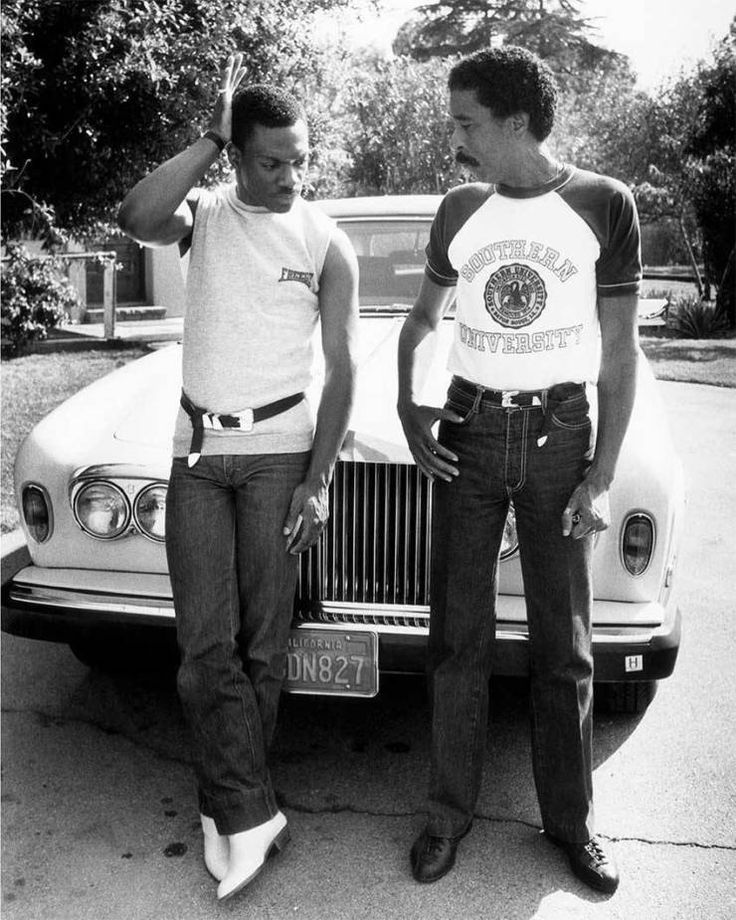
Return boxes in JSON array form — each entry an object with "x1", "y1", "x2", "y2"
[
  {"x1": 220, "y1": 53, "x2": 247, "y2": 94},
  {"x1": 561, "y1": 505, "x2": 610, "y2": 539},
  {"x1": 283, "y1": 489, "x2": 328, "y2": 554},
  {"x1": 400, "y1": 404, "x2": 461, "y2": 483},
  {"x1": 284, "y1": 513, "x2": 303, "y2": 552}
]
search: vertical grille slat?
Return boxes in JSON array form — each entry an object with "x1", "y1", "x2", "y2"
[{"x1": 295, "y1": 462, "x2": 432, "y2": 612}]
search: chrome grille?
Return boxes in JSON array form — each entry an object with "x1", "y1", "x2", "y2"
[{"x1": 296, "y1": 462, "x2": 432, "y2": 614}]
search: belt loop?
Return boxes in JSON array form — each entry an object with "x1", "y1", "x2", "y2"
[
  {"x1": 537, "y1": 388, "x2": 551, "y2": 448},
  {"x1": 472, "y1": 385, "x2": 484, "y2": 415}
]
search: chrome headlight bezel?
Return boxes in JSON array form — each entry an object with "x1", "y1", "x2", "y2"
[
  {"x1": 72, "y1": 479, "x2": 131, "y2": 540},
  {"x1": 132, "y1": 482, "x2": 167, "y2": 544}
]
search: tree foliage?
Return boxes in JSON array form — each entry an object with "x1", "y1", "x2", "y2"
[
  {"x1": 1, "y1": 0, "x2": 348, "y2": 240},
  {"x1": 343, "y1": 54, "x2": 456, "y2": 195},
  {"x1": 392, "y1": 0, "x2": 627, "y2": 91},
  {"x1": 0, "y1": 242, "x2": 79, "y2": 357}
]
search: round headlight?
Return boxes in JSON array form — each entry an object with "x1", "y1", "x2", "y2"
[
  {"x1": 74, "y1": 481, "x2": 130, "y2": 539},
  {"x1": 22, "y1": 484, "x2": 53, "y2": 543},
  {"x1": 500, "y1": 505, "x2": 519, "y2": 561},
  {"x1": 133, "y1": 483, "x2": 167, "y2": 542}
]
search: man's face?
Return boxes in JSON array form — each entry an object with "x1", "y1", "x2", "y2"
[
  {"x1": 230, "y1": 120, "x2": 309, "y2": 212},
  {"x1": 449, "y1": 89, "x2": 515, "y2": 184}
]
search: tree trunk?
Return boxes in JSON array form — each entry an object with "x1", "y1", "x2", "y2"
[
  {"x1": 679, "y1": 215, "x2": 704, "y2": 298},
  {"x1": 714, "y1": 245, "x2": 735, "y2": 329}
]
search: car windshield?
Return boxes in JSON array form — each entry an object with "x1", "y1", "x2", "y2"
[{"x1": 337, "y1": 219, "x2": 431, "y2": 311}]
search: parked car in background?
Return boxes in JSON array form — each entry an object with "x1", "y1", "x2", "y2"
[{"x1": 2, "y1": 196, "x2": 684, "y2": 713}]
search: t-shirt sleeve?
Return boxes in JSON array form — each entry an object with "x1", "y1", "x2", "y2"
[
  {"x1": 424, "y1": 194, "x2": 460, "y2": 288},
  {"x1": 596, "y1": 181, "x2": 642, "y2": 299}
]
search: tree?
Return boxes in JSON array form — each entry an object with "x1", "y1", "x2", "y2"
[
  {"x1": 343, "y1": 54, "x2": 455, "y2": 195},
  {"x1": 392, "y1": 0, "x2": 626, "y2": 91},
  {"x1": 1, "y1": 0, "x2": 350, "y2": 242},
  {"x1": 685, "y1": 24, "x2": 735, "y2": 326}
]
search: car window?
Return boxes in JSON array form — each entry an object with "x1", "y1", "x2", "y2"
[{"x1": 337, "y1": 220, "x2": 431, "y2": 309}]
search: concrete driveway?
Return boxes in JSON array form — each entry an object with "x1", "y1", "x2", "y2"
[{"x1": 2, "y1": 380, "x2": 735, "y2": 920}]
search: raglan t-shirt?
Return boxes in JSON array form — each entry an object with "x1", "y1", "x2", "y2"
[
  {"x1": 172, "y1": 184, "x2": 335, "y2": 457},
  {"x1": 425, "y1": 165, "x2": 641, "y2": 390}
]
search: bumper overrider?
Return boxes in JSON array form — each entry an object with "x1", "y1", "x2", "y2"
[{"x1": 2, "y1": 565, "x2": 680, "y2": 684}]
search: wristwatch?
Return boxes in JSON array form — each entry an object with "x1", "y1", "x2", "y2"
[{"x1": 202, "y1": 130, "x2": 226, "y2": 153}]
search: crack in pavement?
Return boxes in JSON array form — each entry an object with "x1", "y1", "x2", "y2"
[{"x1": 6, "y1": 707, "x2": 736, "y2": 855}]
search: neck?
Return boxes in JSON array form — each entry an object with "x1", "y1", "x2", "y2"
[{"x1": 489, "y1": 145, "x2": 562, "y2": 189}]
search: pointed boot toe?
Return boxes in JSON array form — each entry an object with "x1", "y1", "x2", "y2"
[{"x1": 217, "y1": 811, "x2": 290, "y2": 901}]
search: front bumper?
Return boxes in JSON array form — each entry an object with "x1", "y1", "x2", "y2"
[{"x1": 2, "y1": 565, "x2": 680, "y2": 684}]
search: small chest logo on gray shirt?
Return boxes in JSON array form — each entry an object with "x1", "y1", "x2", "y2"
[
  {"x1": 279, "y1": 267, "x2": 314, "y2": 288},
  {"x1": 484, "y1": 263, "x2": 547, "y2": 328}
]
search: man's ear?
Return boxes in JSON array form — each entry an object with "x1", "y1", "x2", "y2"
[
  {"x1": 226, "y1": 144, "x2": 240, "y2": 170},
  {"x1": 509, "y1": 112, "x2": 530, "y2": 135}
]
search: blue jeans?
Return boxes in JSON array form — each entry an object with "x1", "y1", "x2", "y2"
[
  {"x1": 426, "y1": 377, "x2": 595, "y2": 843},
  {"x1": 165, "y1": 451, "x2": 310, "y2": 836}
]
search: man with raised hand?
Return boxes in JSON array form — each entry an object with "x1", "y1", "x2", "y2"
[{"x1": 119, "y1": 53, "x2": 358, "y2": 901}]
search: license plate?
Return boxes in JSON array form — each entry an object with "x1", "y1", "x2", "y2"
[{"x1": 285, "y1": 627, "x2": 379, "y2": 697}]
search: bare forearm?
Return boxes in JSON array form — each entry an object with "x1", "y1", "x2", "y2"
[
  {"x1": 588, "y1": 349, "x2": 638, "y2": 489},
  {"x1": 118, "y1": 137, "x2": 219, "y2": 245},
  {"x1": 397, "y1": 311, "x2": 434, "y2": 409},
  {"x1": 305, "y1": 360, "x2": 356, "y2": 489}
]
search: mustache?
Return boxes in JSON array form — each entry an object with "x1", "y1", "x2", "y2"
[{"x1": 455, "y1": 149, "x2": 480, "y2": 168}]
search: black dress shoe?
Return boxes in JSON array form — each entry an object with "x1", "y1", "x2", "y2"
[
  {"x1": 410, "y1": 826, "x2": 470, "y2": 883},
  {"x1": 547, "y1": 833, "x2": 620, "y2": 894}
]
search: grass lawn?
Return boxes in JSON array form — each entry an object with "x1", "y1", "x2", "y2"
[
  {"x1": 640, "y1": 334, "x2": 736, "y2": 387},
  {"x1": 1, "y1": 331, "x2": 734, "y2": 534},
  {"x1": 1, "y1": 346, "x2": 151, "y2": 533}
]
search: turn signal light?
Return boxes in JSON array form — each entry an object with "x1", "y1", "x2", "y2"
[
  {"x1": 22, "y1": 484, "x2": 52, "y2": 543},
  {"x1": 621, "y1": 513, "x2": 655, "y2": 576}
]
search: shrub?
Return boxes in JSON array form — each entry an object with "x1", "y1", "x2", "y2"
[
  {"x1": 1, "y1": 242, "x2": 79, "y2": 358},
  {"x1": 670, "y1": 295, "x2": 729, "y2": 339}
]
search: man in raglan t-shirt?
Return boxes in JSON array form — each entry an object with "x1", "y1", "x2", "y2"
[
  {"x1": 398, "y1": 46, "x2": 641, "y2": 895},
  {"x1": 118, "y1": 54, "x2": 358, "y2": 902}
]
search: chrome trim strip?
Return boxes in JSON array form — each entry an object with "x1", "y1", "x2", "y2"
[{"x1": 7, "y1": 584, "x2": 175, "y2": 620}]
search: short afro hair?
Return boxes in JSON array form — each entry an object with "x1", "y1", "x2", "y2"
[
  {"x1": 449, "y1": 46, "x2": 557, "y2": 141},
  {"x1": 231, "y1": 84, "x2": 307, "y2": 149}
]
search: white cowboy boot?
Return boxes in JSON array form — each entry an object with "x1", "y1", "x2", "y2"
[
  {"x1": 217, "y1": 810, "x2": 290, "y2": 901},
  {"x1": 200, "y1": 813, "x2": 229, "y2": 882}
]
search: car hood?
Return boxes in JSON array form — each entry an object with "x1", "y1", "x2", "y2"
[{"x1": 112, "y1": 316, "x2": 454, "y2": 463}]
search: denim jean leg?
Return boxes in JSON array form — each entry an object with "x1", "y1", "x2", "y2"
[
  {"x1": 514, "y1": 413, "x2": 595, "y2": 843},
  {"x1": 232, "y1": 451, "x2": 311, "y2": 753},
  {"x1": 427, "y1": 412, "x2": 510, "y2": 837},
  {"x1": 166, "y1": 456, "x2": 280, "y2": 836}
]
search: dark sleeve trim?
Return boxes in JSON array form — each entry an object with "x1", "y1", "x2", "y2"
[{"x1": 425, "y1": 260, "x2": 458, "y2": 287}]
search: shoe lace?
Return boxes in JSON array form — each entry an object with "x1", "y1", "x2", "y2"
[
  {"x1": 425, "y1": 835, "x2": 447, "y2": 857},
  {"x1": 583, "y1": 838, "x2": 608, "y2": 867}
]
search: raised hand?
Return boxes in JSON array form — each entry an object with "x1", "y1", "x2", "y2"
[{"x1": 208, "y1": 52, "x2": 247, "y2": 144}]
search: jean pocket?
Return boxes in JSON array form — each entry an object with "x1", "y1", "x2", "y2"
[
  {"x1": 549, "y1": 393, "x2": 591, "y2": 431},
  {"x1": 445, "y1": 395, "x2": 477, "y2": 426}
]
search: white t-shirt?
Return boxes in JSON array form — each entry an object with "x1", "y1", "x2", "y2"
[
  {"x1": 172, "y1": 185, "x2": 335, "y2": 457},
  {"x1": 425, "y1": 165, "x2": 641, "y2": 390}
]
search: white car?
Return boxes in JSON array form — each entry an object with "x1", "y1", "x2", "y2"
[{"x1": 2, "y1": 196, "x2": 684, "y2": 713}]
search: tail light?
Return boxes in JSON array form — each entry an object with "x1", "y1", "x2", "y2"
[
  {"x1": 621, "y1": 513, "x2": 655, "y2": 576},
  {"x1": 22, "y1": 484, "x2": 52, "y2": 543}
]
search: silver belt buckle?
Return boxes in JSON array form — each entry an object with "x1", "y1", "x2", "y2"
[
  {"x1": 501, "y1": 390, "x2": 519, "y2": 408},
  {"x1": 235, "y1": 408, "x2": 254, "y2": 431}
]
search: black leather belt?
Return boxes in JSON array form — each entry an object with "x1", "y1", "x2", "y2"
[
  {"x1": 451, "y1": 376, "x2": 584, "y2": 409},
  {"x1": 180, "y1": 390, "x2": 304, "y2": 467}
]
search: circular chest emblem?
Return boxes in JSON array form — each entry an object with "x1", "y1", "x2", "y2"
[{"x1": 484, "y1": 263, "x2": 547, "y2": 328}]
